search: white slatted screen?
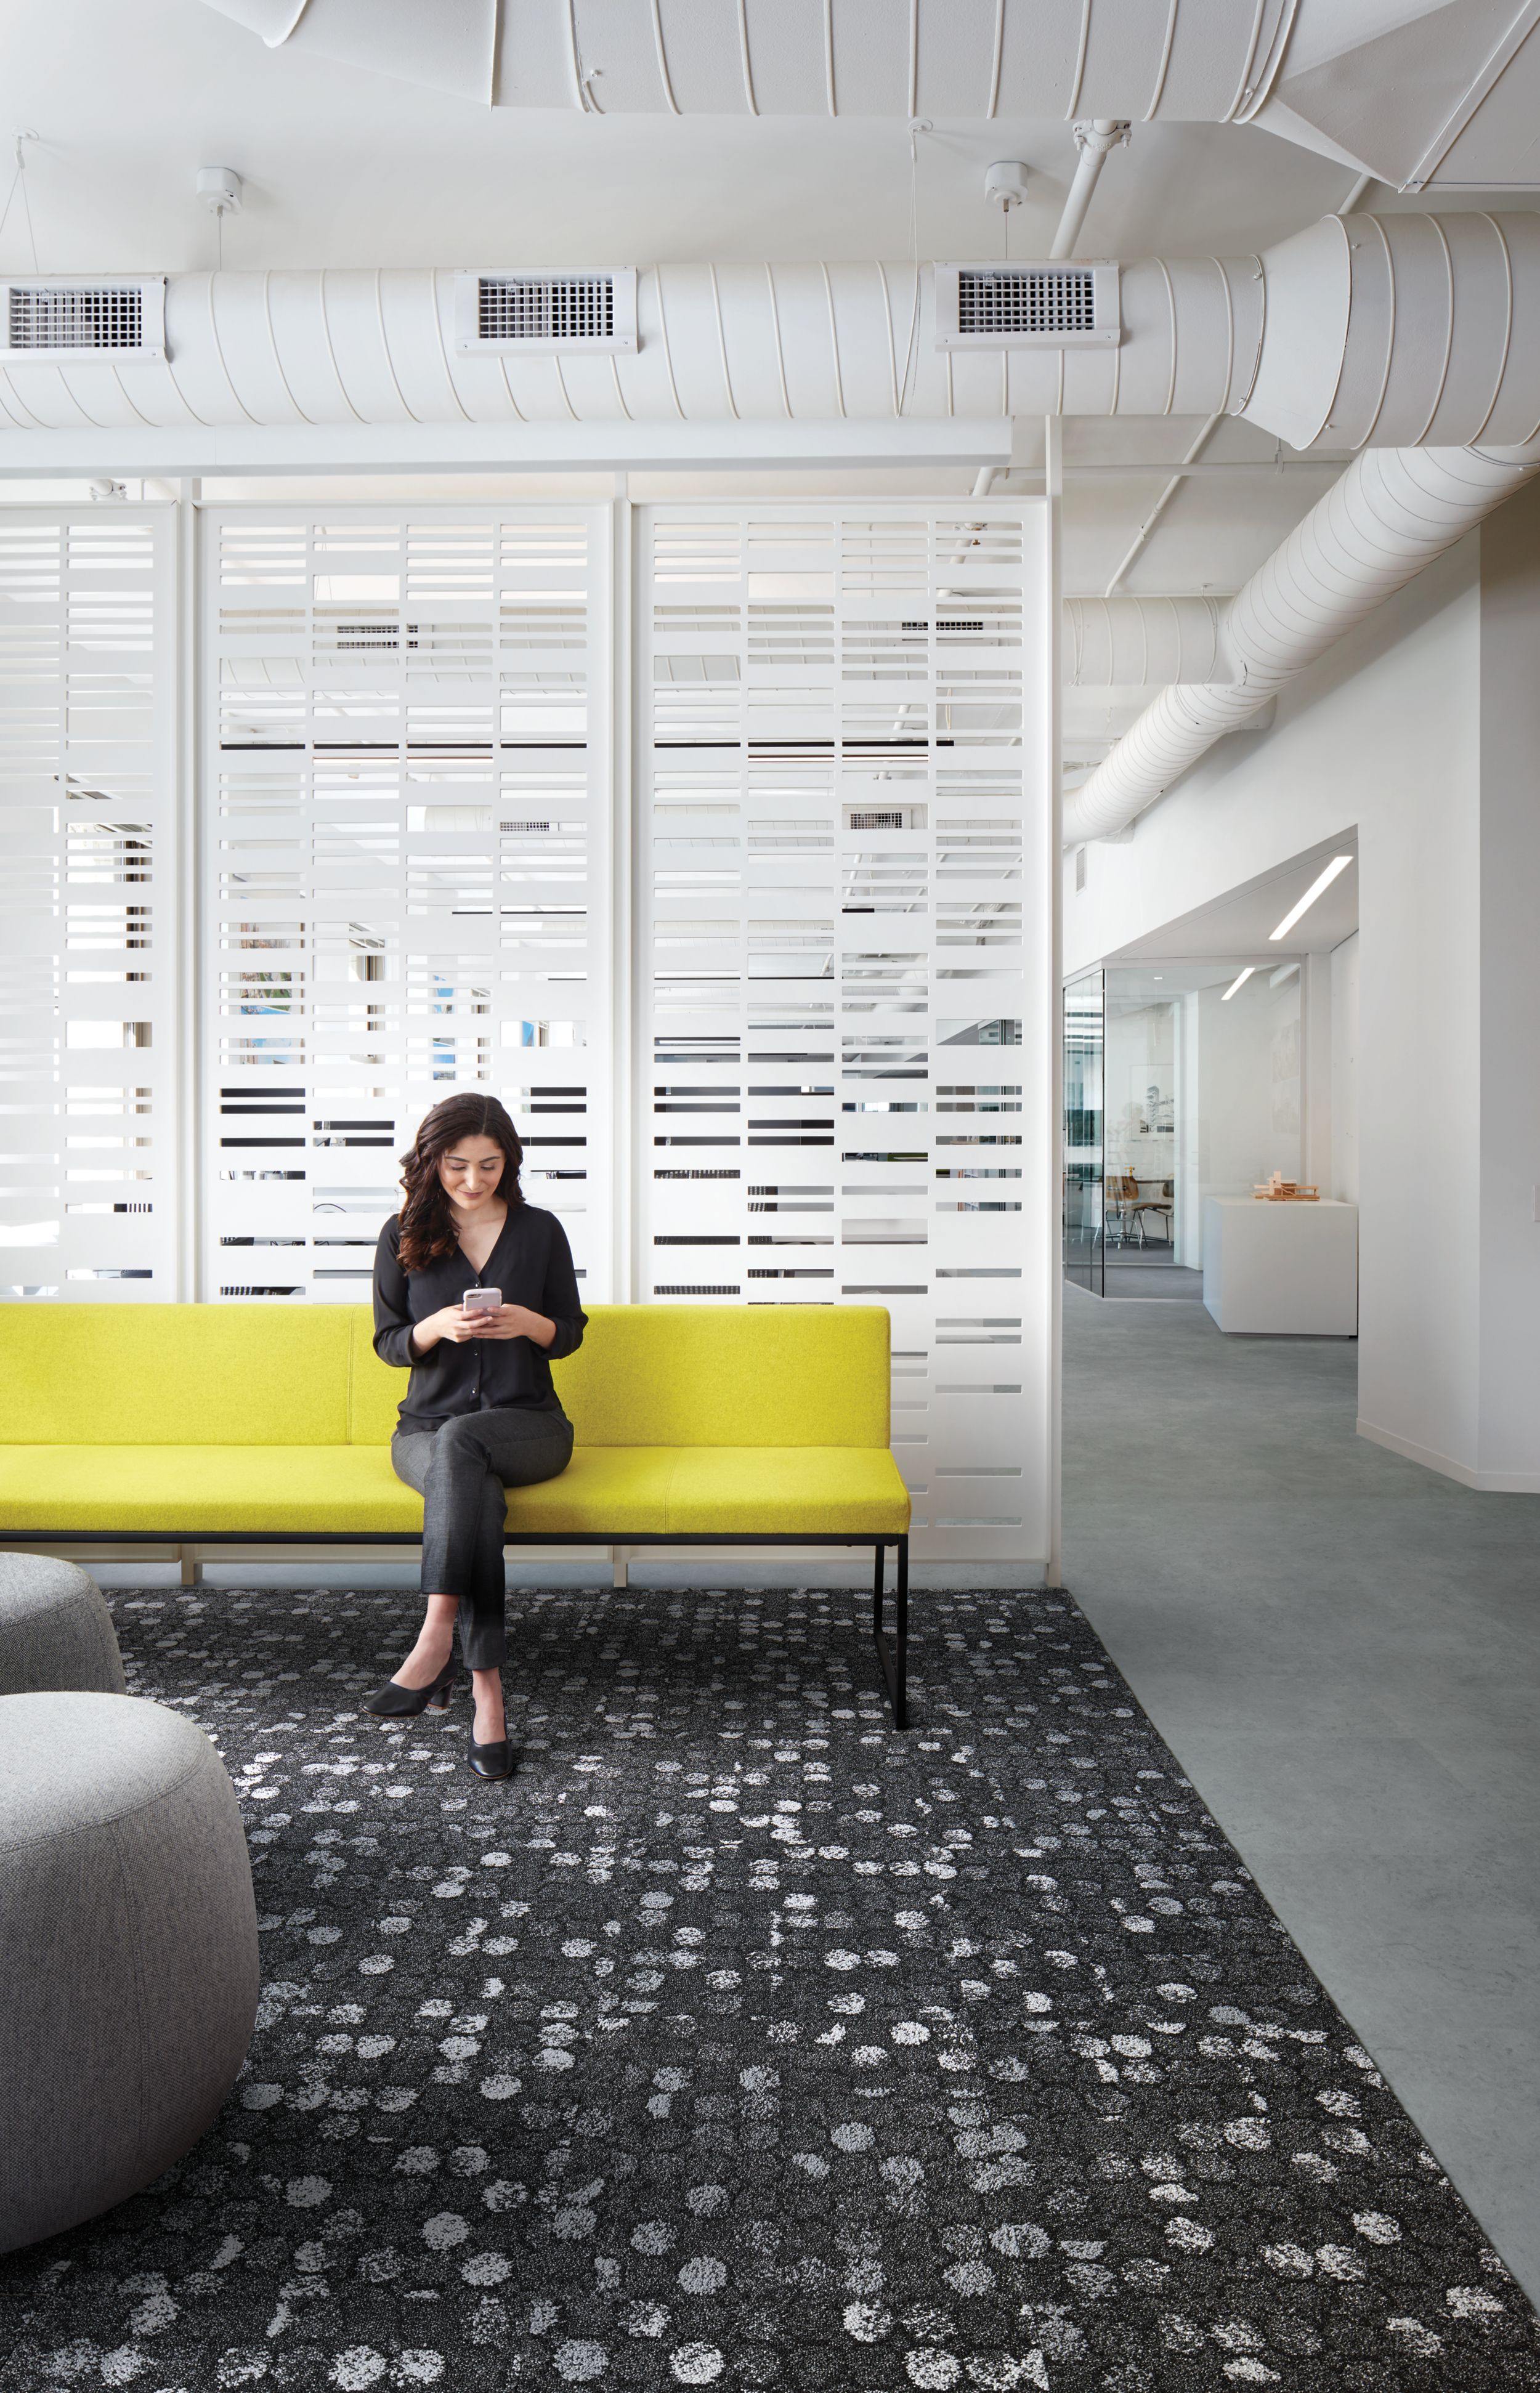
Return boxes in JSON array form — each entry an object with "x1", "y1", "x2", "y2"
[
  {"x1": 0, "y1": 507, "x2": 177, "y2": 1298},
  {"x1": 0, "y1": 495, "x2": 1051, "y2": 1571},
  {"x1": 202, "y1": 508, "x2": 615, "y2": 1305},
  {"x1": 638, "y1": 504, "x2": 1049, "y2": 1571}
]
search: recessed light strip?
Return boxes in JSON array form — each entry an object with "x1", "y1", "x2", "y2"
[
  {"x1": 1270, "y1": 854, "x2": 1352, "y2": 942},
  {"x1": 1221, "y1": 966, "x2": 1254, "y2": 1001}
]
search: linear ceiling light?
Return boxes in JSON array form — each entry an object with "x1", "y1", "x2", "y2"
[
  {"x1": 1270, "y1": 854, "x2": 1353, "y2": 942},
  {"x1": 1221, "y1": 966, "x2": 1254, "y2": 1001}
]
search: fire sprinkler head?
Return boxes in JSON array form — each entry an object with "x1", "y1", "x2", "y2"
[
  {"x1": 984, "y1": 160, "x2": 1031, "y2": 211},
  {"x1": 197, "y1": 166, "x2": 243, "y2": 217}
]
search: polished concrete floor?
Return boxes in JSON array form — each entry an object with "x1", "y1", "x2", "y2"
[{"x1": 1063, "y1": 1285, "x2": 1540, "y2": 2304}]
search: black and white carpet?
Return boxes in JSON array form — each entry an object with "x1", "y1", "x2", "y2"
[{"x1": 2, "y1": 1585, "x2": 1535, "y2": 2392}]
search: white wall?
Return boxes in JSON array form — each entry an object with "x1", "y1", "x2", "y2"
[
  {"x1": 1301, "y1": 949, "x2": 1333, "y2": 1195},
  {"x1": 1192, "y1": 972, "x2": 1302, "y2": 1213},
  {"x1": 1067, "y1": 536, "x2": 1491, "y2": 1480},
  {"x1": 1475, "y1": 480, "x2": 1540, "y2": 1487},
  {"x1": 1331, "y1": 933, "x2": 1360, "y2": 1205},
  {"x1": 1175, "y1": 994, "x2": 1201, "y2": 1266}
]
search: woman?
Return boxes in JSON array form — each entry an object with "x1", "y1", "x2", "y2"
[{"x1": 367, "y1": 1091, "x2": 585, "y2": 1781}]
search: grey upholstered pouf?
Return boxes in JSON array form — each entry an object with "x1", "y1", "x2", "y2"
[
  {"x1": 0, "y1": 1554, "x2": 126, "y2": 1697},
  {"x1": 0, "y1": 1692, "x2": 260, "y2": 2254}
]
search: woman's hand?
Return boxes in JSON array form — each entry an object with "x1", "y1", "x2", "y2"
[
  {"x1": 409, "y1": 1304, "x2": 484, "y2": 1354},
  {"x1": 472, "y1": 1303, "x2": 557, "y2": 1348},
  {"x1": 408, "y1": 1302, "x2": 557, "y2": 1356}
]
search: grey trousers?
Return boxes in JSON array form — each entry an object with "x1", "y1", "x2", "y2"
[{"x1": 391, "y1": 1405, "x2": 574, "y2": 1670}]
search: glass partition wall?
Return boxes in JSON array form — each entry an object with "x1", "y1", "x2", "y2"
[
  {"x1": 1063, "y1": 962, "x2": 1303, "y2": 1297},
  {"x1": 1063, "y1": 970, "x2": 1104, "y2": 1292}
]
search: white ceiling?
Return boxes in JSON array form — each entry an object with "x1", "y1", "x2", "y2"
[
  {"x1": 1106, "y1": 833, "x2": 1360, "y2": 966},
  {"x1": 1, "y1": 0, "x2": 1536, "y2": 598}
]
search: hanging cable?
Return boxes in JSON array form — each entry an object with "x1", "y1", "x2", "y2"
[
  {"x1": 1, "y1": 134, "x2": 41, "y2": 270},
  {"x1": 896, "y1": 117, "x2": 931, "y2": 419}
]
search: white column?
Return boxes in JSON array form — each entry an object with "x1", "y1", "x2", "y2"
[
  {"x1": 1299, "y1": 949, "x2": 1332, "y2": 1197},
  {"x1": 1473, "y1": 477, "x2": 1540, "y2": 1487}
]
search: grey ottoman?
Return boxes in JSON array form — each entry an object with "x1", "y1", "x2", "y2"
[
  {"x1": 0, "y1": 1555, "x2": 126, "y2": 1696},
  {"x1": 0, "y1": 1692, "x2": 260, "y2": 2253}
]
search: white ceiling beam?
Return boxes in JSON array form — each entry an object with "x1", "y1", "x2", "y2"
[{"x1": 0, "y1": 419, "x2": 1014, "y2": 477}]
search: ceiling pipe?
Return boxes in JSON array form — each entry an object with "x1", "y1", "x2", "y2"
[
  {"x1": 1064, "y1": 596, "x2": 1228, "y2": 686},
  {"x1": 2, "y1": 215, "x2": 1538, "y2": 447},
  {"x1": 191, "y1": 2, "x2": 1540, "y2": 194},
  {"x1": 198, "y1": 0, "x2": 1302, "y2": 123},
  {"x1": 944, "y1": 465, "x2": 997, "y2": 568},
  {"x1": 1050, "y1": 121, "x2": 1130, "y2": 261},
  {"x1": 1063, "y1": 440, "x2": 1540, "y2": 845},
  {"x1": 1103, "y1": 407, "x2": 1222, "y2": 595}
]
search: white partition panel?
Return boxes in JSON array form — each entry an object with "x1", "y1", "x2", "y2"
[
  {"x1": 201, "y1": 506, "x2": 615, "y2": 1303},
  {"x1": 2, "y1": 493, "x2": 1053, "y2": 1570},
  {"x1": 0, "y1": 506, "x2": 178, "y2": 1300},
  {"x1": 637, "y1": 502, "x2": 1052, "y2": 1569}
]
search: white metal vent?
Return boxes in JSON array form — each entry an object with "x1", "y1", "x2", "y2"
[
  {"x1": 1, "y1": 278, "x2": 167, "y2": 363},
  {"x1": 334, "y1": 622, "x2": 399, "y2": 650},
  {"x1": 933, "y1": 261, "x2": 1119, "y2": 350},
  {"x1": 454, "y1": 269, "x2": 637, "y2": 355},
  {"x1": 844, "y1": 804, "x2": 928, "y2": 833}
]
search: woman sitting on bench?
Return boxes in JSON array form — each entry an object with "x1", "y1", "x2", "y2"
[{"x1": 366, "y1": 1092, "x2": 585, "y2": 1780}]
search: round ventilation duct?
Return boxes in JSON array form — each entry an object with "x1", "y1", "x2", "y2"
[
  {"x1": 1063, "y1": 440, "x2": 1540, "y2": 846},
  {"x1": 195, "y1": 1, "x2": 1540, "y2": 194},
  {"x1": 1064, "y1": 597, "x2": 1227, "y2": 687},
  {"x1": 2, "y1": 217, "x2": 1535, "y2": 449},
  {"x1": 200, "y1": 0, "x2": 1300, "y2": 120}
]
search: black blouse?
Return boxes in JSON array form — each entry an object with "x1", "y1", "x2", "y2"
[{"x1": 372, "y1": 1205, "x2": 587, "y2": 1432}]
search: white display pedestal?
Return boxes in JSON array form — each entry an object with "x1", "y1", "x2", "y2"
[{"x1": 1202, "y1": 1197, "x2": 1359, "y2": 1335}]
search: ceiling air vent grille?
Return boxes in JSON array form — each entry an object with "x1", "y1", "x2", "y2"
[
  {"x1": 959, "y1": 267, "x2": 1094, "y2": 338},
  {"x1": 11, "y1": 283, "x2": 142, "y2": 350},
  {"x1": 0, "y1": 277, "x2": 168, "y2": 364},
  {"x1": 480, "y1": 275, "x2": 610, "y2": 343},
  {"x1": 934, "y1": 260, "x2": 1119, "y2": 351},
  {"x1": 455, "y1": 267, "x2": 637, "y2": 355}
]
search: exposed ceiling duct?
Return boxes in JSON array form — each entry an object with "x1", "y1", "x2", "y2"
[
  {"x1": 197, "y1": 0, "x2": 1540, "y2": 192},
  {"x1": 1064, "y1": 596, "x2": 1227, "y2": 687},
  {"x1": 1, "y1": 215, "x2": 1536, "y2": 448},
  {"x1": 1062, "y1": 440, "x2": 1540, "y2": 847}
]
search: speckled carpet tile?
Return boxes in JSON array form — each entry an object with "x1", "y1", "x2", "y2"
[{"x1": 2, "y1": 1584, "x2": 1535, "y2": 2393}]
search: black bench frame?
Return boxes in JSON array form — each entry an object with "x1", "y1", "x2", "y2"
[{"x1": 7, "y1": 1528, "x2": 912, "y2": 1730}]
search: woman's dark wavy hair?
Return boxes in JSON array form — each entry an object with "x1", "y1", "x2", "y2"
[{"x1": 397, "y1": 1093, "x2": 524, "y2": 1273}]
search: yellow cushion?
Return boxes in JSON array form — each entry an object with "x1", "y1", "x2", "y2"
[
  {"x1": 348, "y1": 1305, "x2": 405, "y2": 1446},
  {"x1": 660, "y1": 1447, "x2": 910, "y2": 1536},
  {"x1": 504, "y1": 1448, "x2": 675, "y2": 1535},
  {"x1": 550, "y1": 1305, "x2": 892, "y2": 1448},
  {"x1": 0, "y1": 1306, "x2": 352, "y2": 1447},
  {"x1": 0, "y1": 1443, "x2": 910, "y2": 1539},
  {"x1": 349, "y1": 1302, "x2": 892, "y2": 1449},
  {"x1": 2, "y1": 1301, "x2": 892, "y2": 1454},
  {"x1": 0, "y1": 1446, "x2": 423, "y2": 1536}
]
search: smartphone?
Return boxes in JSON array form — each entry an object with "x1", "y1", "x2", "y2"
[{"x1": 461, "y1": 1286, "x2": 501, "y2": 1321}]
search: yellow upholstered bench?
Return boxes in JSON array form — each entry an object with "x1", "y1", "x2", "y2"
[{"x1": 0, "y1": 1303, "x2": 914, "y2": 1722}]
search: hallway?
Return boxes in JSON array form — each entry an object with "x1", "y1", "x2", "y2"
[{"x1": 1063, "y1": 1286, "x2": 1540, "y2": 2303}]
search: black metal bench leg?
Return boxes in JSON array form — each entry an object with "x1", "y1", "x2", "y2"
[
  {"x1": 894, "y1": 1534, "x2": 908, "y2": 1728},
  {"x1": 871, "y1": 1536, "x2": 910, "y2": 1730}
]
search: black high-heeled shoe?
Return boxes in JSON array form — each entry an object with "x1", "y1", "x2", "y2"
[
  {"x1": 362, "y1": 1658, "x2": 458, "y2": 1719},
  {"x1": 467, "y1": 1730, "x2": 513, "y2": 1781}
]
